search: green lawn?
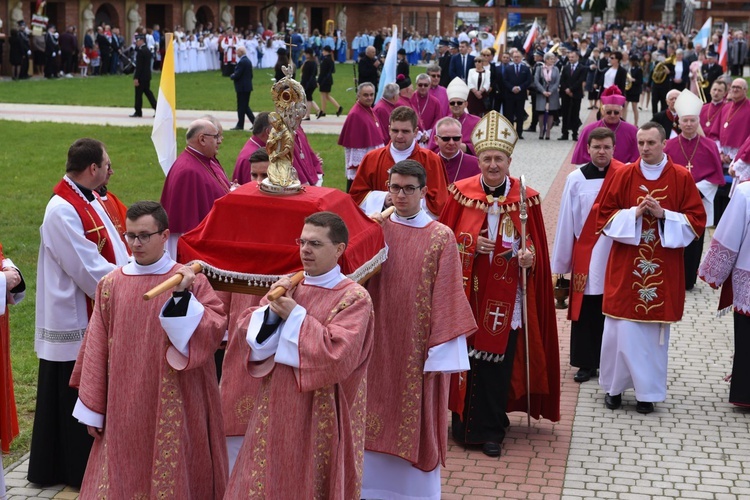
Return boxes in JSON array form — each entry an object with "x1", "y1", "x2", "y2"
[
  {"x1": 0, "y1": 120, "x2": 346, "y2": 467},
  {"x1": 0, "y1": 67, "x2": 362, "y2": 113}
]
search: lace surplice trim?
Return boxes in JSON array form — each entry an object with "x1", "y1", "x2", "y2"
[
  {"x1": 700, "y1": 240, "x2": 737, "y2": 288},
  {"x1": 732, "y1": 269, "x2": 750, "y2": 314}
]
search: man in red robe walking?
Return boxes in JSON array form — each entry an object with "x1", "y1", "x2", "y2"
[
  {"x1": 596, "y1": 122, "x2": 706, "y2": 414},
  {"x1": 70, "y1": 201, "x2": 228, "y2": 498},
  {"x1": 440, "y1": 111, "x2": 560, "y2": 457},
  {"x1": 350, "y1": 106, "x2": 449, "y2": 218},
  {"x1": 226, "y1": 212, "x2": 374, "y2": 498},
  {"x1": 362, "y1": 160, "x2": 476, "y2": 499}
]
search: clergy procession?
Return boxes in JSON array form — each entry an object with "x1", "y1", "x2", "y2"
[{"x1": 3, "y1": 13, "x2": 750, "y2": 500}]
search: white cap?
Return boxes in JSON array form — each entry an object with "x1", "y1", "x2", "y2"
[
  {"x1": 674, "y1": 88, "x2": 703, "y2": 118},
  {"x1": 446, "y1": 77, "x2": 470, "y2": 102}
]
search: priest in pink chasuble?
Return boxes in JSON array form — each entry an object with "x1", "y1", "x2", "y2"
[
  {"x1": 70, "y1": 201, "x2": 229, "y2": 499},
  {"x1": 596, "y1": 122, "x2": 706, "y2": 415},
  {"x1": 439, "y1": 111, "x2": 560, "y2": 458},
  {"x1": 699, "y1": 162, "x2": 750, "y2": 407},
  {"x1": 226, "y1": 212, "x2": 374, "y2": 499},
  {"x1": 361, "y1": 160, "x2": 476, "y2": 500}
]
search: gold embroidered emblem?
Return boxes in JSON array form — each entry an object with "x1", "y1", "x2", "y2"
[
  {"x1": 572, "y1": 273, "x2": 587, "y2": 293},
  {"x1": 234, "y1": 395, "x2": 256, "y2": 424}
]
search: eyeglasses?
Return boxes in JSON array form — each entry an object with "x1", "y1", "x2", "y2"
[
  {"x1": 295, "y1": 238, "x2": 331, "y2": 248},
  {"x1": 387, "y1": 184, "x2": 423, "y2": 195},
  {"x1": 123, "y1": 230, "x2": 164, "y2": 244},
  {"x1": 449, "y1": 101, "x2": 464, "y2": 106},
  {"x1": 437, "y1": 135, "x2": 462, "y2": 142},
  {"x1": 417, "y1": 83, "x2": 430, "y2": 88},
  {"x1": 605, "y1": 110, "x2": 621, "y2": 115},
  {"x1": 202, "y1": 133, "x2": 222, "y2": 140}
]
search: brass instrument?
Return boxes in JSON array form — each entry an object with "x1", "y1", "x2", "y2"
[
  {"x1": 625, "y1": 68, "x2": 635, "y2": 91},
  {"x1": 651, "y1": 54, "x2": 675, "y2": 85},
  {"x1": 696, "y1": 72, "x2": 710, "y2": 103}
]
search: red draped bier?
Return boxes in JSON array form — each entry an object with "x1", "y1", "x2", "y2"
[
  {"x1": 0, "y1": 242, "x2": 19, "y2": 454},
  {"x1": 178, "y1": 183, "x2": 387, "y2": 285},
  {"x1": 439, "y1": 176, "x2": 560, "y2": 423}
]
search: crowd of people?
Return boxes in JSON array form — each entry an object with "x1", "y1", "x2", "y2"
[{"x1": 2, "y1": 12, "x2": 750, "y2": 500}]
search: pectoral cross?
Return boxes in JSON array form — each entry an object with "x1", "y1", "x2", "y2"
[
  {"x1": 488, "y1": 306, "x2": 505, "y2": 330},
  {"x1": 686, "y1": 162, "x2": 693, "y2": 171}
]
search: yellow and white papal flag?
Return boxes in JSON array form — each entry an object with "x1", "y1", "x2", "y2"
[{"x1": 151, "y1": 33, "x2": 177, "y2": 176}]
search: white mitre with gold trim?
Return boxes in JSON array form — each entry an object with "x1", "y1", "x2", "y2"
[
  {"x1": 674, "y1": 88, "x2": 702, "y2": 118},
  {"x1": 471, "y1": 110, "x2": 518, "y2": 157}
]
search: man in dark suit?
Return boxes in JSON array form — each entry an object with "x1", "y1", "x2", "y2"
[
  {"x1": 358, "y1": 45, "x2": 380, "y2": 92},
  {"x1": 96, "y1": 27, "x2": 111, "y2": 75},
  {"x1": 438, "y1": 40, "x2": 454, "y2": 88},
  {"x1": 701, "y1": 51, "x2": 724, "y2": 90},
  {"x1": 502, "y1": 49, "x2": 532, "y2": 139},
  {"x1": 651, "y1": 89, "x2": 682, "y2": 138},
  {"x1": 230, "y1": 45, "x2": 255, "y2": 131},
  {"x1": 559, "y1": 50, "x2": 587, "y2": 140},
  {"x1": 449, "y1": 41, "x2": 474, "y2": 82},
  {"x1": 130, "y1": 35, "x2": 157, "y2": 118}
]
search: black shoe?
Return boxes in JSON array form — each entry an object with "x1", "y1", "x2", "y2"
[
  {"x1": 525, "y1": 127, "x2": 536, "y2": 132},
  {"x1": 558, "y1": 135, "x2": 569, "y2": 141},
  {"x1": 482, "y1": 441, "x2": 501, "y2": 457},
  {"x1": 229, "y1": 126, "x2": 244, "y2": 130},
  {"x1": 636, "y1": 401, "x2": 655, "y2": 414},
  {"x1": 129, "y1": 113, "x2": 142, "y2": 117},
  {"x1": 336, "y1": 105, "x2": 343, "y2": 117},
  {"x1": 574, "y1": 368, "x2": 597, "y2": 383},
  {"x1": 539, "y1": 134, "x2": 544, "y2": 139},
  {"x1": 572, "y1": 133, "x2": 578, "y2": 141},
  {"x1": 316, "y1": 111, "x2": 326, "y2": 119},
  {"x1": 518, "y1": 135, "x2": 524, "y2": 140},
  {"x1": 303, "y1": 117, "x2": 311, "y2": 120},
  {"x1": 605, "y1": 393, "x2": 622, "y2": 410},
  {"x1": 545, "y1": 136, "x2": 550, "y2": 140}
]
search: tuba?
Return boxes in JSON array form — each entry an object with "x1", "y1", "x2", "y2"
[
  {"x1": 696, "y1": 72, "x2": 710, "y2": 103},
  {"x1": 625, "y1": 68, "x2": 635, "y2": 91},
  {"x1": 651, "y1": 54, "x2": 675, "y2": 85}
]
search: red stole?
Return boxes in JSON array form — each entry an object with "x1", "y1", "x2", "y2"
[
  {"x1": 568, "y1": 160, "x2": 623, "y2": 321},
  {"x1": 53, "y1": 179, "x2": 118, "y2": 316},
  {"x1": 99, "y1": 191, "x2": 130, "y2": 250}
]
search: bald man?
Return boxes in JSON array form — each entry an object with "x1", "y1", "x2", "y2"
[{"x1": 230, "y1": 45, "x2": 255, "y2": 131}]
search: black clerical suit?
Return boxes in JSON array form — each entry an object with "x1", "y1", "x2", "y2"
[
  {"x1": 230, "y1": 53, "x2": 255, "y2": 129},
  {"x1": 559, "y1": 61, "x2": 587, "y2": 139},
  {"x1": 502, "y1": 62, "x2": 532, "y2": 139},
  {"x1": 133, "y1": 43, "x2": 157, "y2": 117}
]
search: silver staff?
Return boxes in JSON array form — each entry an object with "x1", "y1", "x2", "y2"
[{"x1": 519, "y1": 175, "x2": 531, "y2": 427}]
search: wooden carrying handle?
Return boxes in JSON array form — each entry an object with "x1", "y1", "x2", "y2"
[
  {"x1": 142, "y1": 262, "x2": 203, "y2": 301},
  {"x1": 267, "y1": 270, "x2": 305, "y2": 301},
  {"x1": 379, "y1": 206, "x2": 395, "y2": 219}
]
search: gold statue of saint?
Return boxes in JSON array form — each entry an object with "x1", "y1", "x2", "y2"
[{"x1": 266, "y1": 111, "x2": 298, "y2": 187}]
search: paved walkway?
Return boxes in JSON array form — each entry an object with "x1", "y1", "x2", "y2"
[{"x1": 2, "y1": 103, "x2": 748, "y2": 499}]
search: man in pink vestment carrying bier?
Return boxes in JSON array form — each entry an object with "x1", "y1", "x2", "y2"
[
  {"x1": 70, "y1": 201, "x2": 229, "y2": 499},
  {"x1": 226, "y1": 212, "x2": 375, "y2": 499},
  {"x1": 362, "y1": 160, "x2": 477, "y2": 500}
]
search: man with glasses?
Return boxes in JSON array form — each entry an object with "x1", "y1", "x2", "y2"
[
  {"x1": 434, "y1": 117, "x2": 480, "y2": 183},
  {"x1": 552, "y1": 127, "x2": 623, "y2": 384},
  {"x1": 596, "y1": 122, "x2": 705, "y2": 415},
  {"x1": 71, "y1": 201, "x2": 229, "y2": 497},
  {"x1": 410, "y1": 73, "x2": 443, "y2": 143},
  {"x1": 572, "y1": 86, "x2": 639, "y2": 164},
  {"x1": 350, "y1": 106, "x2": 448, "y2": 218},
  {"x1": 428, "y1": 77, "x2": 480, "y2": 155},
  {"x1": 29, "y1": 138, "x2": 130, "y2": 488},
  {"x1": 160, "y1": 118, "x2": 232, "y2": 260},
  {"x1": 226, "y1": 212, "x2": 374, "y2": 498},
  {"x1": 440, "y1": 111, "x2": 560, "y2": 457},
  {"x1": 362, "y1": 160, "x2": 476, "y2": 499},
  {"x1": 338, "y1": 83, "x2": 386, "y2": 192},
  {"x1": 426, "y1": 63, "x2": 450, "y2": 115}
]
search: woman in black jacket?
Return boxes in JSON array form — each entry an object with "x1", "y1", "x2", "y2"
[
  {"x1": 274, "y1": 47, "x2": 296, "y2": 82},
  {"x1": 624, "y1": 54, "x2": 644, "y2": 126},
  {"x1": 317, "y1": 45, "x2": 343, "y2": 118},
  {"x1": 300, "y1": 48, "x2": 321, "y2": 120}
]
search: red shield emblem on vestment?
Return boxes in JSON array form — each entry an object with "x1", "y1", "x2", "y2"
[{"x1": 483, "y1": 300, "x2": 510, "y2": 335}]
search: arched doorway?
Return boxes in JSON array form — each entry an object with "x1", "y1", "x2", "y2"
[
  {"x1": 278, "y1": 7, "x2": 290, "y2": 32},
  {"x1": 95, "y1": 3, "x2": 119, "y2": 29},
  {"x1": 196, "y1": 5, "x2": 214, "y2": 28}
]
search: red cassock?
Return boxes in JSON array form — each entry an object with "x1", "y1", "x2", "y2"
[
  {"x1": 596, "y1": 158, "x2": 706, "y2": 322},
  {"x1": 439, "y1": 176, "x2": 560, "y2": 422},
  {"x1": 348, "y1": 145, "x2": 449, "y2": 217}
]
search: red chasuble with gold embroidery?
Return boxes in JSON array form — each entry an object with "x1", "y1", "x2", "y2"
[
  {"x1": 227, "y1": 280, "x2": 374, "y2": 499},
  {"x1": 71, "y1": 268, "x2": 228, "y2": 499},
  {"x1": 349, "y1": 144, "x2": 449, "y2": 216},
  {"x1": 98, "y1": 190, "x2": 129, "y2": 249},
  {"x1": 439, "y1": 175, "x2": 560, "y2": 422},
  {"x1": 364, "y1": 220, "x2": 476, "y2": 471},
  {"x1": 596, "y1": 158, "x2": 706, "y2": 322}
]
